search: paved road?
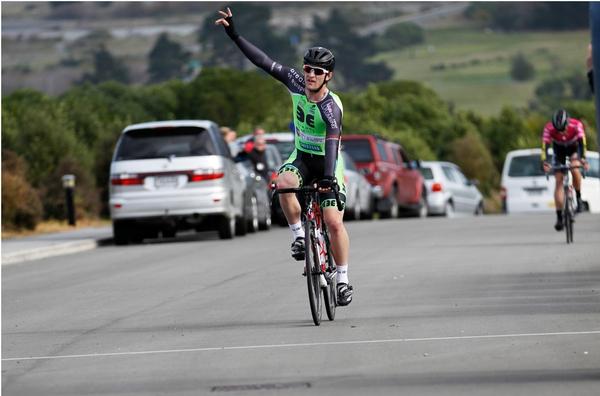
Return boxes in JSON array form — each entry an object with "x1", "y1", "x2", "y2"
[{"x1": 3, "y1": 214, "x2": 599, "y2": 395}]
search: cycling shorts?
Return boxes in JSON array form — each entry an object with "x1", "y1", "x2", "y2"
[
  {"x1": 552, "y1": 142, "x2": 579, "y2": 169},
  {"x1": 278, "y1": 149, "x2": 346, "y2": 211}
]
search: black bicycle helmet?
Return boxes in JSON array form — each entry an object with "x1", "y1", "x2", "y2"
[
  {"x1": 303, "y1": 46, "x2": 335, "y2": 71},
  {"x1": 552, "y1": 109, "x2": 569, "y2": 131}
]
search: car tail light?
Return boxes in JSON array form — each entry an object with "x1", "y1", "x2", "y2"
[
  {"x1": 189, "y1": 169, "x2": 224, "y2": 182},
  {"x1": 373, "y1": 171, "x2": 381, "y2": 181},
  {"x1": 431, "y1": 182, "x2": 443, "y2": 192},
  {"x1": 111, "y1": 174, "x2": 144, "y2": 186}
]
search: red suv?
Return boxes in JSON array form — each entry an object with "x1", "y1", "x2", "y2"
[{"x1": 342, "y1": 134, "x2": 427, "y2": 218}]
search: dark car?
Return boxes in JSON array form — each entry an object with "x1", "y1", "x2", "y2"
[
  {"x1": 342, "y1": 134, "x2": 427, "y2": 218},
  {"x1": 234, "y1": 157, "x2": 272, "y2": 232}
]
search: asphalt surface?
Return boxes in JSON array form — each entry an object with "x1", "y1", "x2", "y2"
[{"x1": 2, "y1": 214, "x2": 600, "y2": 395}]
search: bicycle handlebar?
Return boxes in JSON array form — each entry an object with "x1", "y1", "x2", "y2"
[
  {"x1": 545, "y1": 164, "x2": 586, "y2": 180},
  {"x1": 275, "y1": 183, "x2": 344, "y2": 212}
]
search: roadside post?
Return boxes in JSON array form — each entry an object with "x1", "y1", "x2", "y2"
[{"x1": 62, "y1": 174, "x2": 76, "y2": 226}]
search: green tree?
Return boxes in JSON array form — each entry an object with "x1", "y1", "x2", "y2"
[
  {"x1": 80, "y1": 45, "x2": 130, "y2": 84},
  {"x1": 510, "y1": 53, "x2": 535, "y2": 81},
  {"x1": 199, "y1": 3, "x2": 297, "y2": 70},
  {"x1": 311, "y1": 9, "x2": 392, "y2": 89},
  {"x1": 376, "y1": 22, "x2": 425, "y2": 52},
  {"x1": 448, "y1": 132, "x2": 499, "y2": 195},
  {"x1": 148, "y1": 33, "x2": 191, "y2": 83}
]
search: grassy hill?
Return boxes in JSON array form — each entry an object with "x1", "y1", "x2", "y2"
[{"x1": 374, "y1": 28, "x2": 590, "y2": 115}]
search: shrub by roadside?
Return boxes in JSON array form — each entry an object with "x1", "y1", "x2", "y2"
[{"x1": 1, "y1": 150, "x2": 43, "y2": 230}]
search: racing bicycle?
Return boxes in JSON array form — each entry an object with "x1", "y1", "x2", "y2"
[
  {"x1": 276, "y1": 182, "x2": 343, "y2": 325},
  {"x1": 547, "y1": 159, "x2": 585, "y2": 244}
]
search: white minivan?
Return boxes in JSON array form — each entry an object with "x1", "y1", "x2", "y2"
[
  {"x1": 501, "y1": 148, "x2": 600, "y2": 214},
  {"x1": 109, "y1": 120, "x2": 246, "y2": 244}
]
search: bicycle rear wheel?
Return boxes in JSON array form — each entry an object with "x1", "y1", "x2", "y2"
[{"x1": 305, "y1": 220, "x2": 322, "y2": 326}]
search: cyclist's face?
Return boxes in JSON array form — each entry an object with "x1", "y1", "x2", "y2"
[{"x1": 303, "y1": 64, "x2": 330, "y2": 89}]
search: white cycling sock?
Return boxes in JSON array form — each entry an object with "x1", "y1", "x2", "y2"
[
  {"x1": 289, "y1": 222, "x2": 304, "y2": 240},
  {"x1": 336, "y1": 265, "x2": 348, "y2": 284}
]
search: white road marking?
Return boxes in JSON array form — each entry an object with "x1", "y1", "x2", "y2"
[{"x1": 3, "y1": 330, "x2": 599, "y2": 362}]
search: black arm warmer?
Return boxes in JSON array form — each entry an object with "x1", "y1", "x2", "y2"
[
  {"x1": 324, "y1": 138, "x2": 340, "y2": 179},
  {"x1": 578, "y1": 138, "x2": 585, "y2": 159}
]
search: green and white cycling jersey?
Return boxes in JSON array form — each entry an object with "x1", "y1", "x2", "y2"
[{"x1": 228, "y1": 33, "x2": 344, "y2": 185}]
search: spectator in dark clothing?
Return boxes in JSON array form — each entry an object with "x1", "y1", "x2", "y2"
[{"x1": 247, "y1": 135, "x2": 269, "y2": 180}]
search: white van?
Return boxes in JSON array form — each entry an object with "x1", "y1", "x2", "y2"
[
  {"x1": 580, "y1": 150, "x2": 600, "y2": 213},
  {"x1": 109, "y1": 120, "x2": 246, "y2": 244},
  {"x1": 501, "y1": 148, "x2": 600, "y2": 214}
]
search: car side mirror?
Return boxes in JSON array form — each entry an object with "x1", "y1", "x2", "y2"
[{"x1": 467, "y1": 179, "x2": 479, "y2": 186}]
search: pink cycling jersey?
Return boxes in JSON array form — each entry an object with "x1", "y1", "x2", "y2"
[{"x1": 542, "y1": 118, "x2": 585, "y2": 146}]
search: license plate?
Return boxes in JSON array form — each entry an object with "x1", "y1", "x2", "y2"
[
  {"x1": 527, "y1": 190, "x2": 543, "y2": 196},
  {"x1": 155, "y1": 175, "x2": 178, "y2": 188}
]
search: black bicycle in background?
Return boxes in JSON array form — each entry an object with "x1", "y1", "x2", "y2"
[
  {"x1": 547, "y1": 159, "x2": 585, "y2": 244},
  {"x1": 276, "y1": 182, "x2": 343, "y2": 326}
]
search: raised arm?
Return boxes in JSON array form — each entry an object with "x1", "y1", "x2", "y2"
[{"x1": 215, "y1": 8, "x2": 300, "y2": 90}]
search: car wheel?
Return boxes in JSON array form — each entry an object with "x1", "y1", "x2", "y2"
[
  {"x1": 380, "y1": 189, "x2": 399, "y2": 219},
  {"x1": 113, "y1": 220, "x2": 129, "y2": 246},
  {"x1": 259, "y1": 207, "x2": 272, "y2": 231},
  {"x1": 417, "y1": 194, "x2": 428, "y2": 218},
  {"x1": 474, "y1": 201, "x2": 484, "y2": 216},
  {"x1": 444, "y1": 201, "x2": 455, "y2": 218},
  {"x1": 218, "y1": 215, "x2": 235, "y2": 240},
  {"x1": 247, "y1": 196, "x2": 259, "y2": 233}
]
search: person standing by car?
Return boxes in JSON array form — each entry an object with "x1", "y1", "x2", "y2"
[
  {"x1": 215, "y1": 7, "x2": 354, "y2": 306},
  {"x1": 541, "y1": 109, "x2": 589, "y2": 230},
  {"x1": 247, "y1": 135, "x2": 270, "y2": 180}
]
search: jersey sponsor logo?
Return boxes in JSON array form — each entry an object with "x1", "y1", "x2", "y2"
[
  {"x1": 299, "y1": 142, "x2": 323, "y2": 152},
  {"x1": 297, "y1": 129, "x2": 325, "y2": 144},
  {"x1": 306, "y1": 113, "x2": 315, "y2": 127}
]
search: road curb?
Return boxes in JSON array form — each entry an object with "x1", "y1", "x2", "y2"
[{"x1": 1, "y1": 238, "x2": 113, "y2": 266}]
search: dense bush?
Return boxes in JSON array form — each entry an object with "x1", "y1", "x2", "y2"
[
  {"x1": 510, "y1": 53, "x2": 535, "y2": 81},
  {"x1": 2, "y1": 66, "x2": 596, "y2": 224},
  {"x1": 1, "y1": 150, "x2": 43, "y2": 230}
]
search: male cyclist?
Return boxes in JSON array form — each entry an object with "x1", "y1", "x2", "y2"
[
  {"x1": 541, "y1": 109, "x2": 589, "y2": 231},
  {"x1": 216, "y1": 7, "x2": 353, "y2": 306}
]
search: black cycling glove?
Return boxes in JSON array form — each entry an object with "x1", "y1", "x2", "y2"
[
  {"x1": 318, "y1": 177, "x2": 336, "y2": 190},
  {"x1": 223, "y1": 15, "x2": 239, "y2": 40}
]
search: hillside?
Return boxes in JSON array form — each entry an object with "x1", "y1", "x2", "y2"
[
  {"x1": 375, "y1": 28, "x2": 590, "y2": 115},
  {"x1": 2, "y1": 2, "x2": 591, "y2": 116}
]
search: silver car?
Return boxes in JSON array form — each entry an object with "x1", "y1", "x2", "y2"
[
  {"x1": 420, "y1": 161, "x2": 484, "y2": 216},
  {"x1": 342, "y1": 151, "x2": 374, "y2": 220},
  {"x1": 109, "y1": 120, "x2": 246, "y2": 243}
]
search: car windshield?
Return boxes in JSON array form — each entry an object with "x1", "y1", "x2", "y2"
[
  {"x1": 115, "y1": 127, "x2": 216, "y2": 160},
  {"x1": 342, "y1": 140, "x2": 373, "y2": 162},
  {"x1": 268, "y1": 140, "x2": 295, "y2": 160},
  {"x1": 420, "y1": 167, "x2": 434, "y2": 180},
  {"x1": 508, "y1": 154, "x2": 546, "y2": 177}
]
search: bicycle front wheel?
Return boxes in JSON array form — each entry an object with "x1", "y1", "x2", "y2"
[
  {"x1": 323, "y1": 244, "x2": 337, "y2": 321},
  {"x1": 565, "y1": 194, "x2": 574, "y2": 244},
  {"x1": 305, "y1": 220, "x2": 322, "y2": 326}
]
